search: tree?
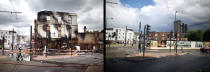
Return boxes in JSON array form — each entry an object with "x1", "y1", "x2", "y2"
[
  {"x1": 203, "y1": 29, "x2": 210, "y2": 41},
  {"x1": 185, "y1": 30, "x2": 203, "y2": 41}
]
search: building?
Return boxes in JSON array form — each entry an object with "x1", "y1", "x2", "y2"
[
  {"x1": 106, "y1": 27, "x2": 135, "y2": 44},
  {"x1": 76, "y1": 26, "x2": 104, "y2": 50},
  {"x1": 148, "y1": 32, "x2": 187, "y2": 47},
  {"x1": 34, "y1": 11, "x2": 78, "y2": 49},
  {"x1": 0, "y1": 30, "x2": 18, "y2": 49},
  {"x1": 17, "y1": 35, "x2": 30, "y2": 48},
  {"x1": 34, "y1": 11, "x2": 78, "y2": 40},
  {"x1": 174, "y1": 20, "x2": 188, "y2": 33},
  {"x1": 174, "y1": 20, "x2": 181, "y2": 32}
]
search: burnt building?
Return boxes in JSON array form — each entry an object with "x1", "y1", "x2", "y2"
[
  {"x1": 77, "y1": 26, "x2": 104, "y2": 50},
  {"x1": 34, "y1": 11, "x2": 78, "y2": 49}
]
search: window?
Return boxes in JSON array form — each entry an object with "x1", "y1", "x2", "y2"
[
  {"x1": 39, "y1": 15, "x2": 48, "y2": 22},
  {"x1": 155, "y1": 34, "x2": 158, "y2": 36},
  {"x1": 58, "y1": 17, "x2": 62, "y2": 22},
  {"x1": 46, "y1": 16, "x2": 50, "y2": 20},
  {"x1": 162, "y1": 37, "x2": 164, "y2": 40},
  {"x1": 64, "y1": 15, "x2": 71, "y2": 22}
]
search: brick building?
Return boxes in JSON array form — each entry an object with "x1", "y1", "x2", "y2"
[{"x1": 148, "y1": 32, "x2": 187, "y2": 47}]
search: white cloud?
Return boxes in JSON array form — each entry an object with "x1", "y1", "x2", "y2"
[
  {"x1": 106, "y1": 0, "x2": 141, "y2": 30},
  {"x1": 0, "y1": 0, "x2": 103, "y2": 35},
  {"x1": 107, "y1": 0, "x2": 210, "y2": 32}
]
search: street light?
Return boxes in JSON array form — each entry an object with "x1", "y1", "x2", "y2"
[{"x1": 138, "y1": 22, "x2": 142, "y2": 53}]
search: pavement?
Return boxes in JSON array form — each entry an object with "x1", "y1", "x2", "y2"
[
  {"x1": 106, "y1": 44, "x2": 210, "y2": 72},
  {"x1": 0, "y1": 51, "x2": 104, "y2": 72}
]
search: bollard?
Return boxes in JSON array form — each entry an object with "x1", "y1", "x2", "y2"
[
  {"x1": 181, "y1": 47, "x2": 183, "y2": 53},
  {"x1": 69, "y1": 48, "x2": 72, "y2": 56}
]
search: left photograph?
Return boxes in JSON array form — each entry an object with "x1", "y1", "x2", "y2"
[{"x1": 0, "y1": 0, "x2": 104, "y2": 72}]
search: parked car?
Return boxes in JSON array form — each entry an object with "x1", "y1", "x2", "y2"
[{"x1": 200, "y1": 45, "x2": 210, "y2": 53}]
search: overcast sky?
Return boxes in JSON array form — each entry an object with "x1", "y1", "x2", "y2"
[
  {"x1": 106, "y1": 0, "x2": 210, "y2": 32},
  {"x1": 0, "y1": 0, "x2": 103, "y2": 36}
]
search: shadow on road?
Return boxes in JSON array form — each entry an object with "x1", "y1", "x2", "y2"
[{"x1": 106, "y1": 52, "x2": 210, "y2": 72}]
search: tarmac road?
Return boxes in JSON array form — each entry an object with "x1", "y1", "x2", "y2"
[
  {"x1": 0, "y1": 51, "x2": 103, "y2": 72},
  {"x1": 106, "y1": 45, "x2": 210, "y2": 72}
]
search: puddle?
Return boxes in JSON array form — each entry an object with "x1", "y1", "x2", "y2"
[{"x1": 7, "y1": 52, "x2": 31, "y2": 61}]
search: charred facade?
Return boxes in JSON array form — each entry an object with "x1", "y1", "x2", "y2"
[{"x1": 34, "y1": 11, "x2": 78, "y2": 49}]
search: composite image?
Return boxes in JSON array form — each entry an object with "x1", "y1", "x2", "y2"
[{"x1": 0, "y1": 0, "x2": 210, "y2": 72}]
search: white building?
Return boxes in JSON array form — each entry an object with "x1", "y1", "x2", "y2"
[
  {"x1": 0, "y1": 30, "x2": 18, "y2": 49},
  {"x1": 16, "y1": 35, "x2": 30, "y2": 49},
  {"x1": 106, "y1": 28, "x2": 135, "y2": 44}
]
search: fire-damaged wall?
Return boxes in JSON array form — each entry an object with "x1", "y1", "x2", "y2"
[
  {"x1": 34, "y1": 11, "x2": 78, "y2": 40},
  {"x1": 77, "y1": 31, "x2": 104, "y2": 50}
]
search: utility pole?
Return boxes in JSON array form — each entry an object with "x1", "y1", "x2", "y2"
[
  {"x1": 143, "y1": 25, "x2": 146, "y2": 57},
  {"x1": 30, "y1": 26, "x2": 32, "y2": 53},
  {"x1": 12, "y1": 28, "x2": 14, "y2": 50},
  {"x1": 169, "y1": 30, "x2": 172, "y2": 52},
  {"x1": 174, "y1": 11, "x2": 178, "y2": 54},
  {"x1": 30, "y1": 26, "x2": 32, "y2": 61},
  {"x1": 175, "y1": 32, "x2": 178, "y2": 54},
  {"x1": 175, "y1": 11, "x2": 177, "y2": 21},
  {"x1": 138, "y1": 22, "x2": 141, "y2": 53},
  {"x1": 124, "y1": 26, "x2": 127, "y2": 46}
]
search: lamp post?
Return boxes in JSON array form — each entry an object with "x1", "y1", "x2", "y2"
[
  {"x1": 138, "y1": 22, "x2": 141, "y2": 53},
  {"x1": 124, "y1": 26, "x2": 127, "y2": 46}
]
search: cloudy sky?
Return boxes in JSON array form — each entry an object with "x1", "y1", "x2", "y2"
[
  {"x1": 0, "y1": 0, "x2": 103, "y2": 36},
  {"x1": 106, "y1": 0, "x2": 210, "y2": 32}
]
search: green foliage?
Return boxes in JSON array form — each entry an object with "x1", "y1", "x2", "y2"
[
  {"x1": 203, "y1": 29, "x2": 210, "y2": 41},
  {"x1": 185, "y1": 30, "x2": 203, "y2": 41}
]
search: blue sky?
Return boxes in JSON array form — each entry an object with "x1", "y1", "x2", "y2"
[{"x1": 120, "y1": 0, "x2": 155, "y2": 9}]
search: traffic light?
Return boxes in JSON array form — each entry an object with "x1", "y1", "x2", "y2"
[{"x1": 146, "y1": 24, "x2": 151, "y2": 34}]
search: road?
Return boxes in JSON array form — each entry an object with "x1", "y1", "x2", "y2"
[
  {"x1": 0, "y1": 50, "x2": 103, "y2": 72},
  {"x1": 106, "y1": 44, "x2": 210, "y2": 72}
]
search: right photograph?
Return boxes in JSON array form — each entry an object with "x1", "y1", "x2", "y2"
[{"x1": 105, "y1": 0, "x2": 210, "y2": 72}]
